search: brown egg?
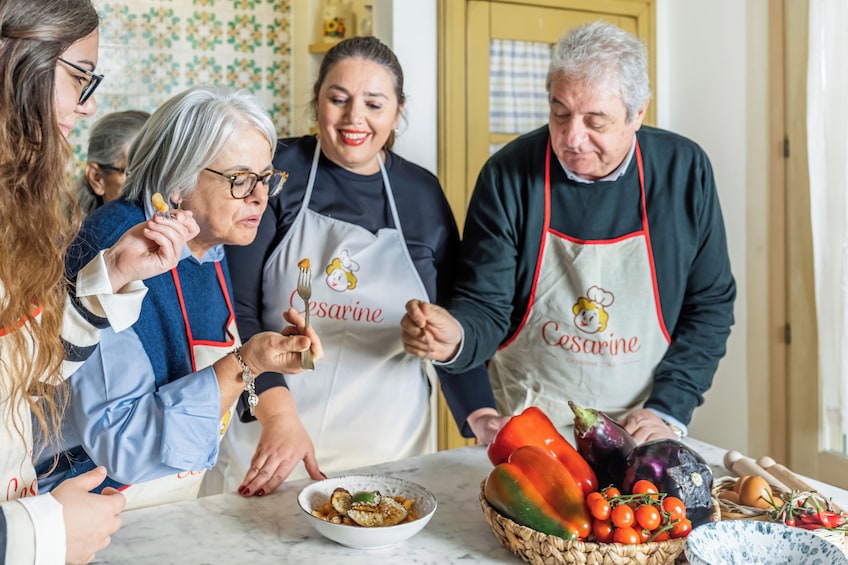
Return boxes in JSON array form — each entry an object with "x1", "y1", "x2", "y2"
[
  {"x1": 738, "y1": 475, "x2": 773, "y2": 509},
  {"x1": 718, "y1": 490, "x2": 741, "y2": 504},
  {"x1": 732, "y1": 476, "x2": 749, "y2": 494}
]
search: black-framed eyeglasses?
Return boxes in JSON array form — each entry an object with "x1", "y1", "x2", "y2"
[
  {"x1": 203, "y1": 168, "x2": 288, "y2": 199},
  {"x1": 95, "y1": 163, "x2": 126, "y2": 175},
  {"x1": 58, "y1": 57, "x2": 104, "y2": 105}
]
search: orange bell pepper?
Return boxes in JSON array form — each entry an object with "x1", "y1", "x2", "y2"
[
  {"x1": 484, "y1": 445, "x2": 591, "y2": 539},
  {"x1": 487, "y1": 406, "x2": 598, "y2": 495}
]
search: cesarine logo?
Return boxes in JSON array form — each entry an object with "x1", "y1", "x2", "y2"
[
  {"x1": 540, "y1": 285, "x2": 640, "y2": 356},
  {"x1": 572, "y1": 286, "x2": 614, "y2": 334},
  {"x1": 325, "y1": 249, "x2": 359, "y2": 293},
  {"x1": 289, "y1": 250, "x2": 383, "y2": 324}
]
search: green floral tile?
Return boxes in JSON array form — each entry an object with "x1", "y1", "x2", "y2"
[
  {"x1": 186, "y1": 56, "x2": 224, "y2": 86},
  {"x1": 228, "y1": 14, "x2": 263, "y2": 53},
  {"x1": 74, "y1": 0, "x2": 293, "y2": 164},
  {"x1": 140, "y1": 52, "x2": 181, "y2": 94},
  {"x1": 97, "y1": 4, "x2": 139, "y2": 46},
  {"x1": 185, "y1": 11, "x2": 224, "y2": 51},
  {"x1": 227, "y1": 58, "x2": 263, "y2": 90},
  {"x1": 141, "y1": 7, "x2": 181, "y2": 49}
]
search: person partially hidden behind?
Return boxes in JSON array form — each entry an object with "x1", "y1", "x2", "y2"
[
  {"x1": 401, "y1": 21, "x2": 736, "y2": 445},
  {"x1": 75, "y1": 110, "x2": 149, "y2": 215}
]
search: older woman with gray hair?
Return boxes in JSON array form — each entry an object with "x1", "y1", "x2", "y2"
[
  {"x1": 76, "y1": 110, "x2": 150, "y2": 215},
  {"x1": 37, "y1": 85, "x2": 323, "y2": 509},
  {"x1": 402, "y1": 21, "x2": 735, "y2": 445}
]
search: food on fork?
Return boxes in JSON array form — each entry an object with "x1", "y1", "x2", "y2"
[
  {"x1": 151, "y1": 192, "x2": 170, "y2": 216},
  {"x1": 298, "y1": 257, "x2": 310, "y2": 270}
]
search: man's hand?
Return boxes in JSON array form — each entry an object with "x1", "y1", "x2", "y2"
[
  {"x1": 621, "y1": 409, "x2": 679, "y2": 444},
  {"x1": 400, "y1": 299, "x2": 462, "y2": 362},
  {"x1": 466, "y1": 408, "x2": 511, "y2": 445}
]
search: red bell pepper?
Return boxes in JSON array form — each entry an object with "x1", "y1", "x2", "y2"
[
  {"x1": 484, "y1": 445, "x2": 591, "y2": 540},
  {"x1": 487, "y1": 406, "x2": 598, "y2": 495}
]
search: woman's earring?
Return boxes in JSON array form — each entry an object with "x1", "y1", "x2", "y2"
[{"x1": 394, "y1": 128, "x2": 400, "y2": 135}]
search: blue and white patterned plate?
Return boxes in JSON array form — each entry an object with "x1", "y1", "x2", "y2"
[{"x1": 685, "y1": 520, "x2": 847, "y2": 565}]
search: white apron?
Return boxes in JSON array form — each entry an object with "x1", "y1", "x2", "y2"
[
  {"x1": 208, "y1": 142, "x2": 435, "y2": 491},
  {"x1": 488, "y1": 139, "x2": 671, "y2": 428},
  {"x1": 120, "y1": 262, "x2": 239, "y2": 510},
  {"x1": 1, "y1": 304, "x2": 41, "y2": 502}
]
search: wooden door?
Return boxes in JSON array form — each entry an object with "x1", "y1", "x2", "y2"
[
  {"x1": 436, "y1": 0, "x2": 655, "y2": 450},
  {"x1": 782, "y1": 0, "x2": 848, "y2": 489}
]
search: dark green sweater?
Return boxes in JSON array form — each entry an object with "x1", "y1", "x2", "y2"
[{"x1": 447, "y1": 125, "x2": 736, "y2": 425}]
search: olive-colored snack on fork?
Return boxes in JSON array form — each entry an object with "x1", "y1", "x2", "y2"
[{"x1": 296, "y1": 259, "x2": 314, "y2": 370}]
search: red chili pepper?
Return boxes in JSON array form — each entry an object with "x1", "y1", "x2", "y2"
[
  {"x1": 785, "y1": 518, "x2": 796, "y2": 527},
  {"x1": 798, "y1": 523, "x2": 824, "y2": 530},
  {"x1": 487, "y1": 406, "x2": 598, "y2": 495},
  {"x1": 814, "y1": 510, "x2": 844, "y2": 529}
]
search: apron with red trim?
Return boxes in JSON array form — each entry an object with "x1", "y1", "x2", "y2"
[
  {"x1": 487, "y1": 139, "x2": 670, "y2": 428},
  {"x1": 1, "y1": 302, "x2": 42, "y2": 502},
  {"x1": 119, "y1": 262, "x2": 240, "y2": 510}
]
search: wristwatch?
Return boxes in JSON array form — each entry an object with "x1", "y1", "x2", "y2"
[{"x1": 662, "y1": 419, "x2": 684, "y2": 438}]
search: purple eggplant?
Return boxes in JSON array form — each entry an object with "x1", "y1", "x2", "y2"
[
  {"x1": 621, "y1": 439, "x2": 714, "y2": 527},
  {"x1": 569, "y1": 401, "x2": 637, "y2": 490}
]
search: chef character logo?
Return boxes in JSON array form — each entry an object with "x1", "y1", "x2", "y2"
[
  {"x1": 325, "y1": 249, "x2": 359, "y2": 293},
  {"x1": 572, "y1": 286, "x2": 614, "y2": 334}
]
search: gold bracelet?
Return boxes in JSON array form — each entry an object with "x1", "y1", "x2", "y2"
[{"x1": 232, "y1": 346, "x2": 258, "y2": 416}]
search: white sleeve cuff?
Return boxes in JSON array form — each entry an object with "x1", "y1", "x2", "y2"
[
  {"x1": 646, "y1": 408, "x2": 688, "y2": 437},
  {"x1": 75, "y1": 250, "x2": 148, "y2": 332},
  {"x1": 8, "y1": 494, "x2": 66, "y2": 565}
]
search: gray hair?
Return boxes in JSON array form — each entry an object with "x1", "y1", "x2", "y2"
[
  {"x1": 123, "y1": 85, "x2": 276, "y2": 205},
  {"x1": 75, "y1": 110, "x2": 150, "y2": 214},
  {"x1": 546, "y1": 21, "x2": 650, "y2": 123}
]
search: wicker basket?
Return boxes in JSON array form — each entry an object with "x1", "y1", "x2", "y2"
[
  {"x1": 712, "y1": 475, "x2": 847, "y2": 556},
  {"x1": 479, "y1": 480, "x2": 719, "y2": 565}
]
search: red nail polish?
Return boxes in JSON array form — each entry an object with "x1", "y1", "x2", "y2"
[{"x1": 256, "y1": 489, "x2": 265, "y2": 497}]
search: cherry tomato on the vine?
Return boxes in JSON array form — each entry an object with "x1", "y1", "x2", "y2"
[
  {"x1": 613, "y1": 526, "x2": 640, "y2": 545},
  {"x1": 632, "y1": 479, "x2": 660, "y2": 500},
  {"x1": 652, "y1": 530, "x2": 671, "y2": 542},
  {"x1": 662, "y1": 496, "x2": 687, "y2": 521},
  {"x1": 592, "y1": 519, "x2": 614, "y2": 543},
  {"x1": 670, "y1": 518, "x2": 693, "y2": 539},
  {"x1": 603, "y1": 486, "x2": 621, "y2": 499},
  {"x1": 635, "y1": 504, "x2": 662, "y2": 531},
  {"x1": 587, "y1": 496, "x2": 611, "y2": 521},
  {"x1": 638, "y1": 527, "x2": 653, "y2": 543},
  {"x1": 611, "y1": 504, "x2": 635, "y2": 528}
]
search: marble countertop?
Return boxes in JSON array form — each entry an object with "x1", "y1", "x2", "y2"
[{"x1": 91, "y1": 436, "x2": 848, "y2": 565}]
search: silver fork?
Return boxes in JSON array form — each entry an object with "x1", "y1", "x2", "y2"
[{"x1": 296, "y1": 264, "x2": 314, "y2": 370}]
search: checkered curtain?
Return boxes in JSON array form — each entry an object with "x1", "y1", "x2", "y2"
[
  {"x1": 807, "y1": 0, "x2": 848, "y2": 442},
  {"x1": 71, "y1": 0, "x2": 293, "y2": 171},
  {"x1": 488, "y1": 39, "x2": 551, "y2": 155}
]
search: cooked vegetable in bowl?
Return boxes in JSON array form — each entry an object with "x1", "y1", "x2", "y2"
[{"x1": 297, "y1": 475, "x2": 437, "y2": 549}]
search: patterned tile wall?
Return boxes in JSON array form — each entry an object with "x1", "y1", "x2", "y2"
[{"x1": 70, "y1": 0, "x2": 293, "y2": 170}]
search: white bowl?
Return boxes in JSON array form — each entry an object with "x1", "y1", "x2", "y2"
[
  {"x1": 297, "y1": 474, "x2": 437, "y2": 550},
  {"x1": 685, "y1": 520, "x2": 848, "y2": 564}
]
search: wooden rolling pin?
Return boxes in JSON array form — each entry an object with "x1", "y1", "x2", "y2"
[
  {"x1": 724, "y1": 450, "x2": 791, "y2": 492},
  {"x1": 757, "y1": 456, "x2": 843, "y2": 512},
  {"x1": 755, "y1": 456, "x2": 816, "y2": 492}
]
